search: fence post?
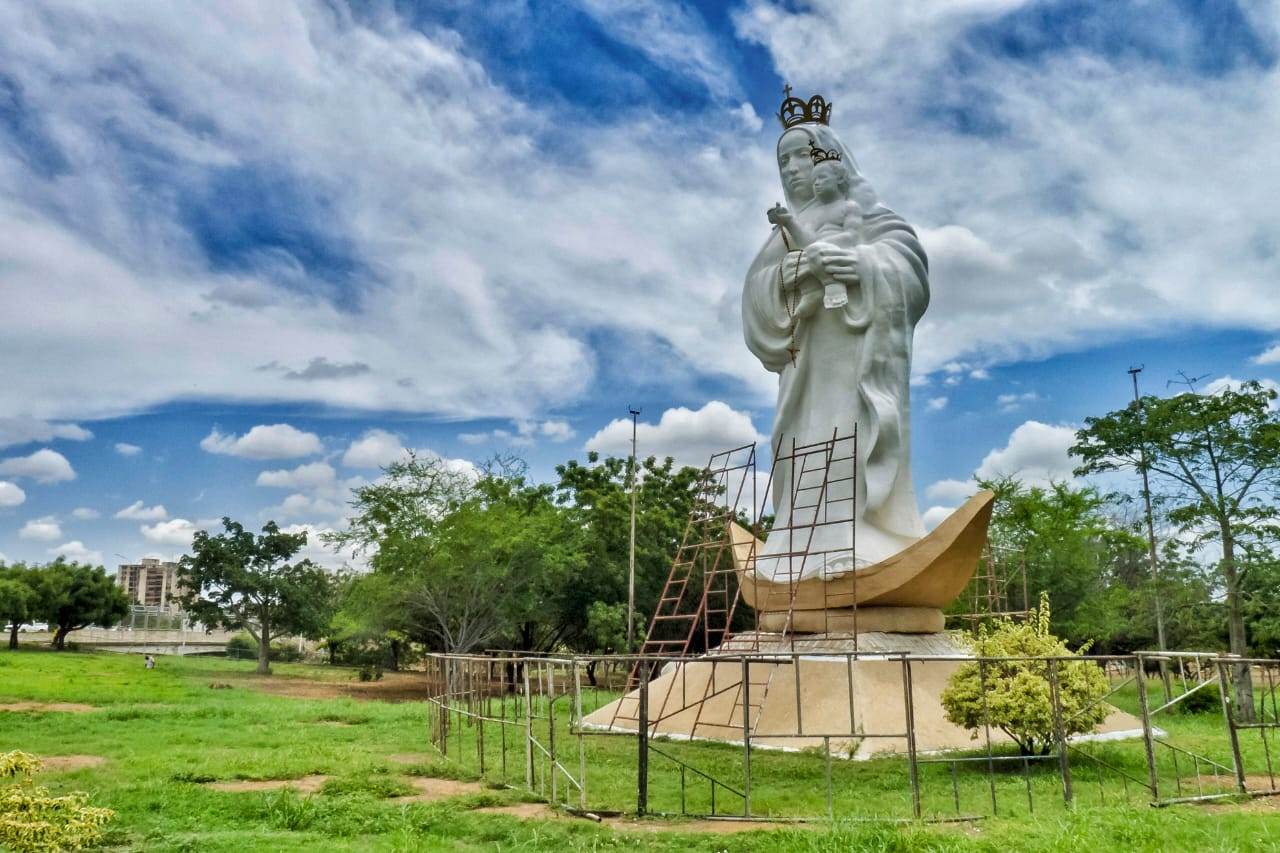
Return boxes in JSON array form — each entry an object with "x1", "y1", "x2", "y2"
[
  {"x1": 741, "y1": 654, "x2": 752, "y2": 818},
  {"x1": 978, "y1": 658, "x2": 998, "y2": 815},
  {"x1": 574, "y1": 659, "x2": 586, "y2": 810},
  {"x1": 902, "y1": 656, "x2": 921, "y2": 819},
  {"x1": 1048, "y1": 658, "x2": 1073, "y2": 806},
  {"x1": 1135, "y1": 654, "x2": 1160, "y2": 803},
  {"x1": 523, "y1": 663, "x2": 534, "y2": 791},
  {"x1": 1216, "y1": 657, "x2": 1248, "y2": 794},
  {"x1": 637, "y1": 657, "x2": 649, "y2": 817}
]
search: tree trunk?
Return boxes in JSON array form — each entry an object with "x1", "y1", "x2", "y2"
[
  {"x1": 53, "y1": 625, "x2": 70, "y2": 650},
  {"x1": 256, "y1": 621, "x2": 272, "y2": 675},
  {"x1": 1221, "y1": 529, "x2": 1256, "y2": 723},
  {"x1": 7, "y1": 622, "x2": 18, "y2": 650}
]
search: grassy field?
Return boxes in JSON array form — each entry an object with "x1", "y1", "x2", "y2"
[{"x1": 1, "y1": 650, "x2": 1278, "y2": 851}]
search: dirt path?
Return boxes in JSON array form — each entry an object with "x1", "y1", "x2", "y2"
[
  {"x1": 205, "y1": 775, "x2": 331, "y2": 793},
  {"x1": 0, "y1": 701, "x2": 97, "y2": 713},
  {"x1": 231, "y1": 671, "x2": 441, "y2": 702}
]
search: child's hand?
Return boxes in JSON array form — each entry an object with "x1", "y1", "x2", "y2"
[{"x1": 767, "y1": 203, "x2": 792, "y2": 226}]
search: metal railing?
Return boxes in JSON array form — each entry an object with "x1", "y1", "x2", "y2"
[{"x1": 418, "y1": 649, "x2": 1280, "y2": 822}]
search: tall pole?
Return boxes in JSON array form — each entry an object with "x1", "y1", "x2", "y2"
[
  {"x1": 1129, "y1": 367, "x2": 1168, "y2": 654},
  {"x1": 626, "y1": 407, "x2": 641, "y2": 652}
]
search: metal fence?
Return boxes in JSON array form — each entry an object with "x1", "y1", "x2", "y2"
[{"x1": 418, "y1": 649, "x2": 1280, "y2": 823}]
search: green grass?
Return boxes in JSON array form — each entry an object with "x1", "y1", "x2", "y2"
[{"x1": 0, "y1": 650, "x2": 1276, "y2": 851}]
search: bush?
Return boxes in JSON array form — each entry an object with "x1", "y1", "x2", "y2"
[
  {"x1": 0, "y1": 751, "x2": 115, "y2": 852},
  {"x1": 1173, "y1": 682, "x2": 1222, "y2": 714},
  {"x1": 941, "y1": 594, "x2": 1110, "y2": 755},
  {"x1": 357, "y1": 664, "x2": 383, "y2": 682}
]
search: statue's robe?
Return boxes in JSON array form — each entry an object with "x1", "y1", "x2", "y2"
[{"x1": 743, "y1": 204, "x2": 929, "y2": 579}]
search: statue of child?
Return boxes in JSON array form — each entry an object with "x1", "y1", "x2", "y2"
[{"x1": 766, "y1": 143, "x2": 862, "y2": 309}]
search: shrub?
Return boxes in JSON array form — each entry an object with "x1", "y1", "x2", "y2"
[
  {"x1": 0, "y1": 750, "x2": 115, "y2": 852},
  {"x1": 941, "y1": 594, "x2": 1110, "y2": 755}
]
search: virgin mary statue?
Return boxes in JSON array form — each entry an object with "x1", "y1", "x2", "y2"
[{"x1": 743, "y1": 93, "x2": 928, "y2": 581}]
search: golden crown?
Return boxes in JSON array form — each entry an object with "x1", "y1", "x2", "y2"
[{"x1": 777, "y1": 84, "x2": 832, "y2": 129}]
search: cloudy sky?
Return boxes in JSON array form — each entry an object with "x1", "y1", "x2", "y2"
[{"x1": 2, "y1": 0, "x2": 1279, "y2": 569}]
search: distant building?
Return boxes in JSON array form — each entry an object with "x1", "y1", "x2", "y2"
[{"x1": 116, "y1": 558, "x2": 186, "y2": 611}]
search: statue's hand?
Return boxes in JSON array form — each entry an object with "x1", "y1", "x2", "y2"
[
  {"x1": 767, "y1": 203, "x2": 792, "y2": 226},
  {"x1": 805, "y1": 242, "x2": 860, "y2": 286}
]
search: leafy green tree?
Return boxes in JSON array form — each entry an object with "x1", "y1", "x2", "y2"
[
  {"x1": 32, "y1": 560, "x2": 129, "y2": 650},
  {"x1": 969, "y1": 477, "x2": 1146, "y2": 651},
  {"x1": 1072, "y1": 379, "x2": 1280, "y2": 719},
  {"x1": 179, "y1": 519, "x2": 331, "y2": 674},
  {"x1": 553, "y1": 453, "x2": 701, "y2": 652},
  {"x1": 0, "y1": 564, "x2": 40, "y2": 650},
  {"x1": 330, "y1": 455, "x2": 586, "y2": 655},
  {"x1": 942, "y1": 595, "x2": 1110, "y2": 755}
]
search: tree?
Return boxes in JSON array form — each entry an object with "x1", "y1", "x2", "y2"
[
  {"x1": 34, "y1": 560, "x2": 129, "y2": 650},
  {"x1": 941, "y1": 595, "x2": 1110, "y2": 755},
  {"x1": 180, "y1": 518, "x2": 331, "y2": 674},
  {"x1": 330, "y1": 455, "x2": 587, "y2": 656},
  {"x1": 966, "y1": 477, "x2": 1148, "y2": 651},
  {"x1": 553, "y1": 453, "x2": 702, "y2": 652},
  {"x1": 1072, "y1": 379, "x2": 1280, "y2": 719},
  {"x1": 0, "y1": 564, "x2": 39, "y2": 650}
]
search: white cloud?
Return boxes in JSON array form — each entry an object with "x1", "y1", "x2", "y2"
[
  {"x1": 0, "y1": 481, "x2": 24, "y2": 508},
  {"x1": 200, "y1": 424, "x2": 322, "y2": 460},
  {"x1": 115, "y1": 501, "x2": 169, "y2": 522},
  {"x1": 1254, "y1": 344, "x2": 1280, "y2": 365},
  {"x1": 922, "y1": 505, "x2": 956, "y2": 531},
  {"x1": 0, "y1": 418, "x2": 91, "y2": 450},
  {"x1": 975, "y1": 420, "x2": 1078, "y2": 487},
  {"x1": 0, "y1": 449, "x2": 75, "y2": 483},
  {"x1": 926, "y1": 397, "x2": 948, "y2": 412},
  {"x1": 585, "y1": 401, "x2": 767, "y2": 469},
  {"x1": 1202, "y1": 376, "x2": 1280, "y2": 408},
  {"x1": 20, "y1": 516, "x2": 62, "y2": 541},
  {"x1": 256, "y1": 462, "x2": 337, "y2": 491},
  {"x1": 114, "y1": 442, "x2": 143, "y2": 456},
  {"x1": 340, "y1": 429, "x2": 474, "y2": 478},
  {"x1": 49, "y1": 540, "x2": 103, "y2": 565},
  {"x1": 267, "y1": 493, "x2": 343, "y2": 522},
  {"x1": 141, "y1": 518, "x2": 200, "y2": 549},
  {"x1": 925, "y1": 478, "x2": 978, "y2": 505},
  {"x1": 278, "y1": 522, "x2": 358, "y2": 571},
  {"x1": 71, "y1": 507, "x2": 99, "y2": 520},
  {"x1": 969, "y1": 368, "x2": 991, "y2": 381},
  {"x1": 342, "y1": 429, "x2": 408, "y2": 469},
  {"x1": 460, "y1": 418, "x2": 576, "y2": 447},
  {"x1": 997, "y1": 391, "x2": 1041, "y2": 413}
]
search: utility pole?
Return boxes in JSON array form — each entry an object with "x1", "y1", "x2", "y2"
[
  {"x1": 1129, "y1": 367, "x2": 1169, "y2": 657},
  {"x1": 626, "y1": 406, "x2": 641, "y2": 653}
]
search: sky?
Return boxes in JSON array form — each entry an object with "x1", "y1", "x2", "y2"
[{"x1": 2, "y1": 0, "x2": 1280, "y2": 570}]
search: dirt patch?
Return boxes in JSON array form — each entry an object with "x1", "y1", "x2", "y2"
[
  {"x1": 39, "y1": 755, "x2": 107, "y2": 772},
  {"x1": 205, "y1": 774, "x2": 331, "y2": 793},
  {"x1": 387, "y1": 753, "x2": 436, "y2": 765},
  {"x1": 604, "y1": 817, "x2": 788, "y2": 834},
  {"x1": 475, "y1": 802, "x2": 565, "y2": 819},
  {"x1": 1203, "y1": 777, "x2": 1280, "y2": 812},
  {"x1": 471, "y1": 802, "x2": 791, "y2": 833},
  {"x1": 0, "y1": 702, "x2": 96, "y2": 713},
  {"x1": 391, "y1": 776, "x2": 486, "y2": 802},
  {"x1": 231, "y1": 670, "x2": 444, "y2": 703}
]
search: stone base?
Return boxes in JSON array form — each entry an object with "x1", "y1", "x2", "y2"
[
  {"x1": 583, "y1": 631, "x2": 1149, "y2": 759},
  {"x1": 756, "y1": 606, "x2": 943, "y2": 634}
]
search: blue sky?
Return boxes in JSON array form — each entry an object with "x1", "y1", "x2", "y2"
[{"x1": 2, "y1": 0, "x2": 1279, "y2": 568}]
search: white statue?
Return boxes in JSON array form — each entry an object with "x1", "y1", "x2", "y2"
[{"x1": 743, "y1": 91, "x2": 929, "y2": 580}]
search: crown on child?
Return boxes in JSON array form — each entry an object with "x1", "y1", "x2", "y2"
[
  {"x1": 809, "y1": 141, "x2": 841, "y2": 164},
  {"x1": 777, "y1": 84, "x2": 832, "y2": 129}
]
